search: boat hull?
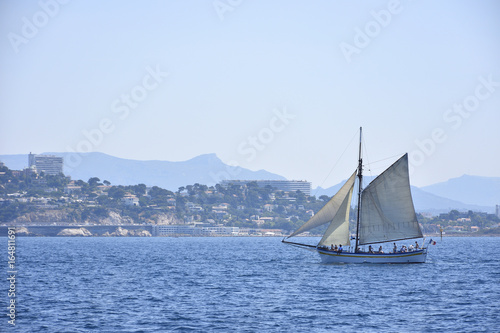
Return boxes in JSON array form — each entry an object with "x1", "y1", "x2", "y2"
[{"x1": 317, "y1": 248, "x2": 427, "y2": 264}]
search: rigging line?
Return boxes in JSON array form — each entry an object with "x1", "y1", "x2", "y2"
[
  {"x1": 313, "y1": 128, "x2": 359, "y2": 197},
  {"x1": 363, "y1": 152, "x2": 406, "y2": 183},
  {"x1": 367, "y1": 153, "x2": 405, "y2": 167}
]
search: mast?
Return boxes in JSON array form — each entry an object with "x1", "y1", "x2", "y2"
[{"x1": 355, "y1": 127, "x2": 362, "y2": 253}]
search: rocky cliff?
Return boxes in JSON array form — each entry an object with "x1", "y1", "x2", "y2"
[
  {"x1": 57, "y1": 228, "x2": 93, "y2": 237},
  {"x1": 102, "y1": 227, "x2": 152, "y2": 237}
]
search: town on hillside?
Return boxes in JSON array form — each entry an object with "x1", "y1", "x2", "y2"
[{"x1": 1, "y1": 154, "x2": 499, "y2": 237}]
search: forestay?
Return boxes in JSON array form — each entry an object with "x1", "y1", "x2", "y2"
[
  {"x1": 287, "y1": 171, "x2": 356, "y2": 238},
  {"x1": 359, "y1": 154, "x2": 423, "y2": 245}
]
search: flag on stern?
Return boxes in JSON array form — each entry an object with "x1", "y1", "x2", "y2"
[{"x1": 428, "y1": 239, "x2": 437, "y2": 245}]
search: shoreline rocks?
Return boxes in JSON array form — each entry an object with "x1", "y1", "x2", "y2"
[
  {"x1": 102, "y1": 227, "x2": 151, "y2": 237},
  {"x1": 57, "y1": 228, "x2": 93, "y2": 237}
]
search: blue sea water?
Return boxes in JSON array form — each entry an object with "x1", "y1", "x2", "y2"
[{"x1": 1, "y1": 236, "x2": 499, "y2": 332}]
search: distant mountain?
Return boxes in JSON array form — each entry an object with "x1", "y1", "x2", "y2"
[
  {"x1": 313, "y1": 177, "x2": 495, "y2": 214},
  {"x1": 0, "y1": 152, "x2": 285, "y2": 191},
  {"x1": 422, "y1": 175, "x2": 500, "y2": 207},
  {"x1": 0, "y1": 154, "x2": 27, "y2": 171},
  {"x1": 410, "y1": 186, "x2": 493, "y2": 214}
]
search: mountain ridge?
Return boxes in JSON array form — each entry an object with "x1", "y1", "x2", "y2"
[
  {"x1": 0, "y1": 152, "x2": 286, "y2": 191},
  {"x1": 422, "y1": 174, "x2": 500, "y2": 207}
]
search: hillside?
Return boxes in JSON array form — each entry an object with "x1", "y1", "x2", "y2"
[{"x1": 1, "y1": 166, "x2": 498, "y2": 235}]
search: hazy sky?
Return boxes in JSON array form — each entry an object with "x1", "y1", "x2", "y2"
[{"x1": 1, "y1": 0, "x2": 499, "y2": 188}]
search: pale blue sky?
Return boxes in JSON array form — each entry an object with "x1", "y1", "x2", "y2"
[{"x1": 1, "y1": 0, "x2": 499, "y2": 188}]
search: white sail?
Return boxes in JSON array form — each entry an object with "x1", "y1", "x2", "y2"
[
  {"x1": 359, "y1": 154, "x2": 423, "y2": 245},
  {"x1": 287, "y1": 171, "x2": 356, "y2": 238},
  {"x1": 318, "y1": 185, "x2": 353, "y2": 247}
]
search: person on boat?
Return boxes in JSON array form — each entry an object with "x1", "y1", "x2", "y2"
[
  {"x1": 368, "y1": 245, "x2": 374, "y2": 253},
  {"x1": 378, "y1": 246, "x2": 383, "y2": 253},
  {"x1": 337, "y1": 244, "x2": 343, "y2": 254},
  {"x1": 393, "y1": 243, "x2": 397, "y2": 253},
  {"x1": 331, "y1": 244, "x2": 334, "y2": 251},
  {"x1": 415, "y1": 241, "x2": 420, "y2": 249},
  {"x1": 409, "y1": 244, "x2": 414, "y2": 251}
]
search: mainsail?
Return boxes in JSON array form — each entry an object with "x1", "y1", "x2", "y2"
[
  {"x1": 287, "y1": 171, "x2": 356, "y2": 242},
  {"x1": 359, "y1": 154, "x2": 422, "y2": 245}
]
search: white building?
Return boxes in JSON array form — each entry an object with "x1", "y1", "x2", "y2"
[
  {"x1": 29, "y1": 153, "x2": 63, "y2": 175},
  {"x1": 220, "y1": 179, "x2": 312, "y2": 196},
  {"x1": 263, "y1": 204, "x2": 274, "y2": 212},
  {"x1": 122, "y1": 195, "x2": 139, "y2": 206},
  {"x1": 153, "y1": 225, "x2": 239, "y2": 236},
  {"x1": 212, "y1": 203, "x2": 230, "y2": 210}
]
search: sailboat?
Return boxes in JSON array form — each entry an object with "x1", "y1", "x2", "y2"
[{"x1": 283, "y1": 128, "x2": 428, "y2": 264}]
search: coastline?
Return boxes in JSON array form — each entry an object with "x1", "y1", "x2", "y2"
[{"x1": 0, "y1": 225, "x2": 499, "y2": 237}]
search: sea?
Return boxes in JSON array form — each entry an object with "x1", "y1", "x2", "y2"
[{"x1": 1, "y1": 236, "x2": 499, "y2": 332}]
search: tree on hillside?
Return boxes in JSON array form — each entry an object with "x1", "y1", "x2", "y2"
[
  {"x1": 294, "y1": 190, "x2": 307, "y2": 205},
  {"x1": 186, "y1": 185, "x2": 195, "y2": 196},
  {"x1": 319, "y1": 195, "x2": 330, "y2": 202},
  {"x1": 449, "y1": 210, "x2": 460, "y2": 221},
  {"x1": 215, "y1": 184, "x2": 224, "y2": 194},
  {"x1": 97, "y1": 195, "x2": 110, "y2": 205},
  {"x1": 132, "y1": 184, "x2": 147, "y2": 196},
  {"x1": 88, "y1": 177, "x2": 101, "y2": 187},
  {"x1": 45, "y1": 174, "x2": 69, "y2": 189},
  {"x1": 108, "y1": 186, "x2": 126, "y2": 200}
]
